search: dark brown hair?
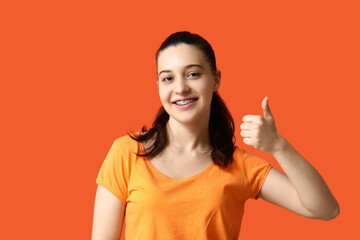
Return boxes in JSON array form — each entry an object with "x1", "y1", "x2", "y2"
[{"x1": 128, "y1": 31, "x2": 235, "y2": 168}]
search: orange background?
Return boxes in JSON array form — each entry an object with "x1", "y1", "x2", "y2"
[{"x1": 1, "y1": 0, "x2": 359, "y2": 239}]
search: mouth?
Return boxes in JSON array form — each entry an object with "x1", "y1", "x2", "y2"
[{"x1": 173, "y1": 98, "x2": 198, "y2": 106}]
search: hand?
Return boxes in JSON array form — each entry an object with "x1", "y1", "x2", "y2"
[{"x1": 240, "y1": 96, "x2": 283, "y2": 154}]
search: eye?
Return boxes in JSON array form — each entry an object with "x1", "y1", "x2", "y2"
[
  {"x1": 187, "y1": 72, "x2": 200, "y2": 78},
  {"x1": 162, "y1": 76, "x2": 173, "y2": 82}
]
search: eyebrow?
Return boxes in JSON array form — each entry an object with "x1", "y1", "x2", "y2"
[{"x1": 158, "y1": 64, "x2": 204, "y2": 76}]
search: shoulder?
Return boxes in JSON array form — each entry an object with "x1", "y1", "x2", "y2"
[
  {"x1": 114, "y1": 134, "x2": 137, "y2": 145},
  {"x1": 232, "y1": 146, "x2": 246, "y2": 164},
  {"x1": 232, "y1": 146, "x2": 271, "y2": 169},
  {"x1": 113, "y1": 134, "x2": 140, "y2": 156}
]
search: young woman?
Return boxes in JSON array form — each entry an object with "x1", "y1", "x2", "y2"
[{"x1": 92, "y1": 31, "x2": 339, "y2": 240}]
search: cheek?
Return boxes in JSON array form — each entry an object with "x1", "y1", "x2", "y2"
[
  {"x1": 198, "y1": 84, "x2": 214, "y2": 100},
  {"x1": 158, "y1": 86, "x2": 170, "y2": 103},
  {"x1": 201, "y1": 88, "x2": 215, "y2": 107}
]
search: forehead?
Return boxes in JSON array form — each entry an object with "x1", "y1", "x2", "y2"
[{"x1": 157, "y1": 44, "x2": 208, "y2": 72}]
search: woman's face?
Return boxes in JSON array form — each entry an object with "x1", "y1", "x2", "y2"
[{"x1": 157, "y1": 44, "x2": 221, "y2": 125}]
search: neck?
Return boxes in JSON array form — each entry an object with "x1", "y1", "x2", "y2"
[{"x1": 166, "y1": 116, "x2": 212, "y2": 154}]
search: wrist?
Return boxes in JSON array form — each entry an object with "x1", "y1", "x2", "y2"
[{"x1": 271, "y1": 132, "x2": 288, "y2": 156}]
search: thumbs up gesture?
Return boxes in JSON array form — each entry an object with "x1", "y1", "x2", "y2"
[{"x1": 240, "y1": 96, "x2": 283, "y2": 154}]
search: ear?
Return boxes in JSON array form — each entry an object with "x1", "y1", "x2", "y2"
[{"x1": 213, "y1": 70, "x2": 221, "y2": 91}]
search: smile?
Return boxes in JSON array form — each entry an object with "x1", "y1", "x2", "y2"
[
  {"x1": 174, "y1": 98, "x2": 198, "y2": 105},
  {"x1": 172, "y1": 98, "x2": 198, "y2": 109}
]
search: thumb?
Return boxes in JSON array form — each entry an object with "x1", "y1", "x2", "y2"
[{"x1": 262, "y1": 96, "x2": 273, "y2": 118}]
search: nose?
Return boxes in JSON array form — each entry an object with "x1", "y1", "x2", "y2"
[{"x1": 174, "y1": 77, "x2": 190, "y2": 94}]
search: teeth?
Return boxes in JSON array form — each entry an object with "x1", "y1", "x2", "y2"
[{"x1": 175, "y1": 99, "x2": 196, "y2": 105}]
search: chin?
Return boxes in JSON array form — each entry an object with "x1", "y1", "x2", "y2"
[
  {"x1": 169, "y1": 115, "x2": 196, "y2": 124},
  {"x1": 169, "y1": 112, "x2": 209, "y2": 126}
]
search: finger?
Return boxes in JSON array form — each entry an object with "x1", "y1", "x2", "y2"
[
  {"x1": 262, "y1": 96, "x2": 273, "y2": 118},
  {"x1": 242, "y1": 137, "x2": 253, "y2": 146},
  {"x1": 240, "y1": 122, "x2": 254, "y2": 130},
  {"x1": 242, "y1": 115, "x2": 262, "y2": 123},
  {"x1": 240, "y1": 130, "x2": 252, "y2": 138}
]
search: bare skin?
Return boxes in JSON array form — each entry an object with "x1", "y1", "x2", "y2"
[
  {"x1": 241, "y1": 97, "x2": 340, "y2": 220},
  {"x1": 92, "y1": 43, "x2": 339, "y2": 239},
  {"x1": 157, "y1": 44, "x2": 339, "y2": 220}
]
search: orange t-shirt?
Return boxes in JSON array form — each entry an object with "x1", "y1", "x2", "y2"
[{"x1": 96, "y1": 135, "x2": 272, "y2": 240}]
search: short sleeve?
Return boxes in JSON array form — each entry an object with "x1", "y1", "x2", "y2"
[
  {"x1": 96, "y1": 138, "x2": 131, "y2": 205},
  {"x1": 240, "y1": 149, "x2": 272, "y2": 200}
]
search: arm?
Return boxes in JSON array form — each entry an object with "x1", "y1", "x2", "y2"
[
  {"x1": 92, "y1": 185, "x2": 125, "y2": 240},
  {"x1": 258, "y1": 135, "x2": 339, "y2": 220},
  {"x1": 241, "y1": 97, "x2": 340, "y2": 220}
]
